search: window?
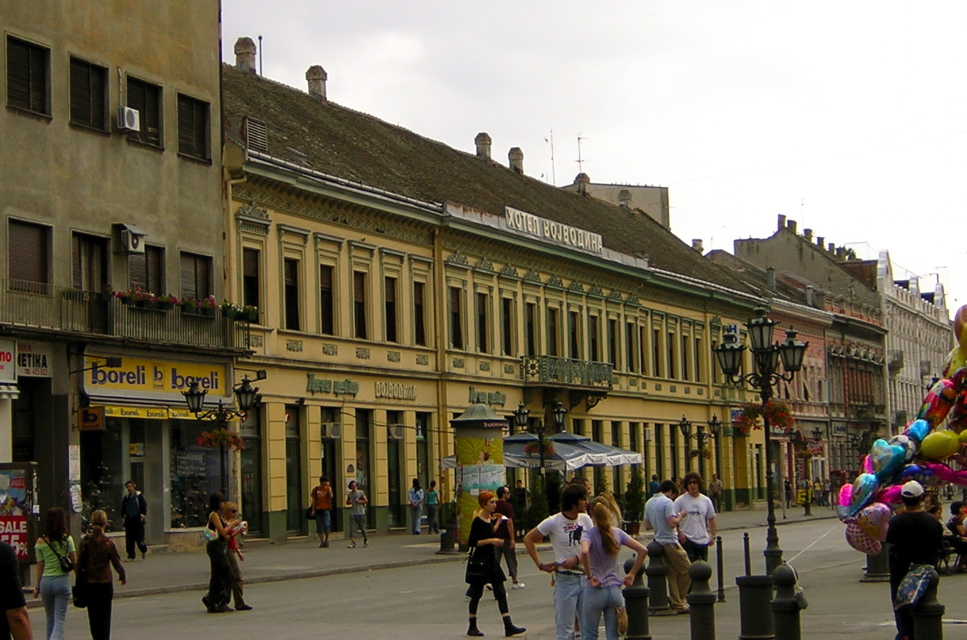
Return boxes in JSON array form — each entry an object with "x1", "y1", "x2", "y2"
[
  {"x1": 524, "y1": 303, "x2": 537, "y2": 356},
  {"x1": 129, "y1": 246, "x2": 164, "y2": 295},
  {"x1": 385, "y1": 277, "x2": 398, "y2": 343},
  {"x1": 319, "y1": 265, "x2": 334, "y2": 335},
  {"x1": 242, "y1": 248, "x2": 261, "y2": 310},
  {"x1": 177, "y1": 93, "x2": 210, "y2": 160},
  {"x1": 69, "y1": 57, "x2": 107, "y2": 130},
  {"x1": 6, "y1": 37, "x2": 49, "y2": 115},
  {"x1": 413, "y1": 282, "x2": 426, "y2": 346},
  {"x1": 476, "y1": 292, "x2": 489, "y2": 353},
  {"x1": 283, "y1": 258, "x2": 300, "y2": 331},
  {"x1": 569, "y1": 311, "x2": 581, "y2": 359},
  {"x1": 353, "y1": 271, "x2": 368, "y2": 339},
  {"x1": 449, "y1": 287, "x2": 464, "y2": 350},
  {"x1": 652, "y1": 329, "x2": 662, "y2": 377},
  {"x1": 608, "y1": 319, "x2": 618, "y2": 366},
  {"x1": 682, "y1": 335, "x2": 690, "y2": 381},
  {"x1": 667, "y1": 331, "x2": 676, "y2": 379},
  {"x1": 179, "y1": 252, "x2": 211, "y2": 300},
  {"x1": 694, "y1": 337, "x2": 703, "y2": 382},
  {"x1": 127, "y1": 77, "x2": 162, "y2": 146},
  {"x1": 71, "y1": 233, "x2": 108, "y2": 292},
  {"x1": 626, "y1": 323, "x2": 637, "y2": 373},
  {"x1": 588, "y1": 315, "x2": 600, "y2": 362},
  {"x1": 501, "y1": 298, "x2": 514, "y2": 356},
  {"x1": 546, "y1": 307, "x2": 559, "y2": 357},
  {"x1": 8, "y1": 219, "x2": 50, "y2": 293}
]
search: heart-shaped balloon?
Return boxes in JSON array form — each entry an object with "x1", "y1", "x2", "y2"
[
  {"x1": 846, "y1": 473, "x2": 879, "y2": 518},
  {"x1": 869, "y1": 439, "x2": 906, "y2": 482},
  {"x1": 919, "y1": 430, "x2": 961, "y2": 461},
  {"x1": 845, "y1": 520, "x2": 883, "y2": 555},
  {"x1": 857, "y1": 502, "x2": 891, "y2": 542},
  {"x1": 875, "y1": 484, "x2": 903, "y2": 506},
  {"x1": 905, "y1": 419, "x2": 930, "y2": 444}
]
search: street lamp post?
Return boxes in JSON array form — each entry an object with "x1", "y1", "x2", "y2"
[
  {"x1": 183, "y1": 375, "x2": 261, "y2": 496},
  {"x1": 713, "y1": 308, "x2": 808, "y2": 576},
  {"x1": 678, "y1": 415, "x2": 710, "y2": 478}
]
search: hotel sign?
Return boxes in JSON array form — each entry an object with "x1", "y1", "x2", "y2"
[{"x1": 505, "y1": 206, "x2": 603, "y2": 254}]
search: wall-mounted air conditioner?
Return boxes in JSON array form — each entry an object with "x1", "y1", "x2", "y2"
[
  {"x1": 320, "y1": 422, "x2": 342, "y2": 440},
  {"x1": 113, "y1": 223, "x2": 147, "y2": 255},
  {"x1": 117, "y1": 106, "x2": 141, "y2": 133},
  {"x1": 387, "y1": 424, "x2": 405, "y2": 440}
]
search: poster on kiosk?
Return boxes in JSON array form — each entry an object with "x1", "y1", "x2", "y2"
[{"x1": 0, "y1": 463, "x2": 38, "y2": 564}]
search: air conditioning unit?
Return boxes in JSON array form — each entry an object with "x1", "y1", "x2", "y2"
[
  {"x1": 119, "y1": 229, "x2": 145, "y2": 254},
  {"x1": 117, "y1": 106, "x2": 141, "y2": 133},
  {"x1": 387, "y1": 424, "x2": 405, "y2": 440},
  {"x1": 642, "y1": 426, "x2": 653, "y2": 442},
  {"x1": 320, "y1": 422, "x2": 342, "y2": 440}
]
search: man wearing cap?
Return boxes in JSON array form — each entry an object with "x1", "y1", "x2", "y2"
[{"x1": 885, "y1": 480, "x2": 944, "y2": 640}]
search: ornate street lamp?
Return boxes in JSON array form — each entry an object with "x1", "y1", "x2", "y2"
[
  {"x1": 713, "y1": 308, "x2": 808, "y2": 575},
  {"x1": 553, "y1": 402, "x2": 568, "y2": 432},
  {"x1": 679, "y1": 415, "x2": 710, "y2": 477}
]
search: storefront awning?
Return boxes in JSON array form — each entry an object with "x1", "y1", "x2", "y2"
[
  {"x1": 0, "y1": 383, "x2": 19, "y2": 400},
  {"x1": 99, "y1": 405, "x2": 237, "y2": 421}
]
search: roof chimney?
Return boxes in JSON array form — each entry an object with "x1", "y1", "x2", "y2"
[
  {"x1": 306, "y1": 65, "x2": 328, "y2": 102},
  {"x1": 766, "y1": 267, "x2": 776, "y2": 291},
  {"x1": 816, "y1": 236, "x2": 824, "y2": 248},
  {"x1": 804, "y1": 228, "x2": 813, "y2": 240},
  {"x1": 575, "y1": 173, "x2": 590, "y2": 196},
  {"x1": 777, "y1": 214, "x2": 786, "y2": 230},
  {"x1": 475, "y1": 133, "x2": 492, "y2": 160},
  {"x1": 787, "y1": 219, "x2": 797, "y2": 233},
  {"x1": 806, "y1": 285, "x2": 815, "y2": 307},
  {"x1": 508, "y1": 147, "x2": 523, "y2": 174},
  {"x1": 691, "y1": 239, "x2": 704, "y2": 253},
  {"x1": 234, "y1": 37, "x2": 257, "y2": 75},
  {"x1": 618, "y1": 189, "x2": 632, "y2": 209},
  {"x1": 828, "y1": 242, "x2": 835, "y2": 253}
]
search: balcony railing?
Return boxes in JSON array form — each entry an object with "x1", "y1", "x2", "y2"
[
  {"x1": 520, "y1": 355, "x2": 613, "y2": 389},
  {"x1": 1, "y1": 280, "x2": 247, "y2": 350}
]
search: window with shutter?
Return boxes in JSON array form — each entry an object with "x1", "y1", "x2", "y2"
[
  {"x1": 129, "y1": 246, "x2": 163, "y2": 294},
  {"x1": 71, "y1": 233, "x2": 108, "y2": 292},
  {"x1": 69, "y1": 57, "x2": 107, "y2": 130},
  {"x1": 126, "y1": 77, "x2": 162, "y2": 147},
  {"x1": 6, "y1": 36, "x2": 49, "y2": 115},
  {"x1": 179, "y1": 252, "x2": 211, "y2": 300},
  {"x1": 177, "y1": 93, "x2": 210, "y2": 160},
  {"x1": 8, "y1": 219, "x2": 50, "y2": 293}
]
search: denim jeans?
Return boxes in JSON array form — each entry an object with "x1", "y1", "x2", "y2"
[
  {"x1": 427, "y1": 504, "x2": 440, "y2": 533},
  {"x1": 410, "y1": 504, "x2": 423, "y2": 533},
  {"x1": 40, "y1": 573, "x2": 71, "y2": 640},
  {"x1": 581, "y1": 584, "x2": 624, "y2": 640},
  {"x1": 554, "y1": 572, "x2": 585, "y2": 640}
]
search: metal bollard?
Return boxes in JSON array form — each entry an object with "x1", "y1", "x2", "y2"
[
  {"x1": 623, "y1": 556, "x2": 652, "y2": 640},
  {"x1": 686, "y1": 561, "x2": 716, "y2": 640},
  {"x1": 911, "y1": 566, "x2": 945, "y2": 640},
  {"x1": 860, "y1": 545, "x2": 890, "y2": 582},
  {"x1": 771, "y1": 564, "x2": 805, "y2": 640},
  {"x1": 645, "y1": 541, "x2": 674, "y2": 616},
  {"x1": 436, "y1": 527, "x2": 459, "y2": 555},
  {"x1": 736, "y1": 573, "x2": 774, "y2": 640},
  {"x1": 715, "y1": 535, "x2": 725, "y2": 602},
  {"x1": 743, "y1": 531, "x2": 751, "y2": 577}
]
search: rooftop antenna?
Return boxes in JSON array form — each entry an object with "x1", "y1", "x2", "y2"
[
  {"x1": 258, "y1": 35, "x2": 263, "y2": 76},
  {"x1": 545, "y1": 129, "x2": 556, "y2": 185},
  {"x1": 576, "y1": 135, "x2": 587, "y2": 173}
]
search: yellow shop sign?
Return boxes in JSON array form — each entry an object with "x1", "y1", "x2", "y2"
[{"x1": 83, "y1": 356, "x2": 227, "y2": 394}]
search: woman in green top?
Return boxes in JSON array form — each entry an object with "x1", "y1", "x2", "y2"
[{"x1": 32, "y1": 507, "x2": 76, "y2": 640}]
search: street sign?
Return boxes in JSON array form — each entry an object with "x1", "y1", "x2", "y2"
[{"x1": 77, "y1": 407, "x2": 105, "y2": 431}]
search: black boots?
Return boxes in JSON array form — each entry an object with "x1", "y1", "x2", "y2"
[
  {"x1": 503, "y1": 617, "x2": 526, "y2": 637},
  {"x1": 467, "y1": 618, "x2": 484, "y2": 637}
]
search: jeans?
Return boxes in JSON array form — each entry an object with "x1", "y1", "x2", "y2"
[
  {"x1": 314, "y1": 510, "x2": 331, "y2": 535},
  {"x1": 581, "y1": 584, "x2": 624, "y2": 640},
  {"x1": 427, "y1": 504, "x2": 440, "y2": 533},
  {"x1": 349, "y1": 515, "x2": 368, "y2": 541},
  {"x1": 40, "y1": 573, "x2": 70, "y2": 640},
  {"x1": 553, "y1": 572, "x2": 585, "y2": 640},
  {"x1": 410, "y1": 504, "x2": 423, "y2": 534}
]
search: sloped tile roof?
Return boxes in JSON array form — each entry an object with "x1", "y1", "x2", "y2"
[{"x1": 222, "y1": 64, "x2": 753, "y2": 293}]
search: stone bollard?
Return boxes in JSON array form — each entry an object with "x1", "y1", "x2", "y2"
[
  {"x1": 623, "y1": 556, "x2": 651, "y2": 640},
  {"x1": 860, "y1": 544, "x2": 890, "y2": 582},
  {"x1": 736, "y1": 574, "x2": 774, "y2": 640},
  {"x1": 911, "y1": 566, "x2": 945, "y2": 640},
  {"x1": 645, "y1": 541, "x2": 674, "y2": 616},
  {"x1": 771, "y1": 564, "x2": 806, "y2": 640},
  {"x1": 686, "y1": 561, "x2": 716, "y2": 640}
]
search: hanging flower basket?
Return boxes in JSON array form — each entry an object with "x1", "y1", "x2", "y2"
[
  {"x1": 733, "y1": 400, "x2": 795, "y2": 435},
  {"x1": 689, "y1": 448, "x2": 712, "y2": 460},
  {"x1": 196, "y1": 427, "x2": 245, "y2": 451},
  {"x1": 523, "y1": 441, "x2": 555, "y2": 457}
]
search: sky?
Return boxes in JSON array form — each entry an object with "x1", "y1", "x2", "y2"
[{"x1": 221, "y1": 1, "x2": 967, "y2": 319}]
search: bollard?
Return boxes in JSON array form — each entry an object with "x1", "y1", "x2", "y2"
[
  {"x1": 771, "y1": 564, "x2": 805, "y2": 640},
  {"x1": 645, "y1": 541, "x2": 674, "y2": 616},
  {"x1": 859, "y1": 545, "x2": 890, "y2": 582},
  {"x1": 911, "y1": 566, "x2": 945, "y2": 640},
  {"x1": 436, "y1": 527, "x2": 459, "y2": 555},
  {"x1": 623, "y1": 556, "x2": 652, "y2": 640},
  {"x1": 686, "y1": 561, "x2": 716, "y2": 640},
  {"x1": 715, "y1": 535, "x2": 725, "y2": 602},
  {"x1": 736, "y1": 574, "x2": 774, "y2": 640},
  {"x1": 743, "y1": 531, "x2": 751, "y2": 577}
]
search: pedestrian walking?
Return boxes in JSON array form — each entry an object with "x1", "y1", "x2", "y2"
[
  {"x1": 0, "y1": 538, "x2": 32, "y2": 639},
  {"x1": 201, "y1": 493, "x2": 238, "y2": 613},
  {"x1": 408, "y1": 478, "x2": 425, "y2": 535},
  {"x1": 708, "y1": 474, "x2": 723, "y2": 513},
  {"x1": 426, "y1": 480, "x2": 441, "y2": 534},
  {"x1": 524, "y1": 483, "x2": 594, "y2": 640},
  {"x1": 33, "y1": 506, "x2": 76, "y2": 640},
  {"x1": 644, "y1": 480, "x2": 691, "y2": 614},
  {"x1": 648, "y1": 475, "x2": 660, "y2": 497},
  {"x1": 783, "y1": 480, "x2": 792, "y2": 509},
  {"x1": 465, "y1": 490, "x2": 525, "y2": 637},
  {"x1": 77, "y1": 509, "x2": 126, "y2": 640},
  {"x1": 120, "y1": 482, "x2": 147, "y2": 561},
  {"x1": 580, "y1": 501, "x2": 648, "y2": 640},
  {"x1": 346, "y1": 481, "x2": 369, "y2": 548},
  {"x1": 222, "y1": 501, "x2": 252, "y2": 612},
  {"x1": 885, "y1": 481, "x2": 943, "y2": 640},
  {"x1": 493, "y1": 486, "x2": 523, "y2": 589},
  {"x1": 309, "y1": 476, "x2": 334, "y2": 548},
  {"x1": 673, "y1": 472, "x2": 717, "y2": 562}
]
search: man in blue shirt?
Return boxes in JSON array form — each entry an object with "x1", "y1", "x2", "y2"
[
  {"x1": 644, "y1": 479, "x2": 691, "y2": 613},
  {"x1": 121, "y1": 481, "x2": 148, "y2": 560}
]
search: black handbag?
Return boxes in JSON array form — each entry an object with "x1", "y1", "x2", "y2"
[
  {"x1": 465, "y1": 550, "x2": 489, "y2": 582},
  {"x1": 305, "y1": 507, "x2": 315, "y2": 520},
  {"x1": 44, "y1": 536, "x2": 74, "y2": 573}
]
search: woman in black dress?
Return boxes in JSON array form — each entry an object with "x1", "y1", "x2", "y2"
[
  {"x1": 201, "y1": 492, "x2": 239, "y2": 613},
  {"x1": 466, "y1": 490, "x2": 525, "y2": 637}
]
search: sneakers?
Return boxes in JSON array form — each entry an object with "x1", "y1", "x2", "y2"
[
  {"x1": 348, "y1": 541, "x2": 357, "y2": 548},
  {"x1": 363, "y1": 540, "x2": 369, "y2": 548},
  {"x1": 235, "y1": 604, "x2": 253, "y2": 611},
  {"x1": 511, "y1": 582, "x2": 525, "y2": 589},
  {"x1": 319, "y1": 542, "x2": 325, "y2": 548},
  {"x1": 322, "y1": 541, "x2": 329, "y2": 548}
]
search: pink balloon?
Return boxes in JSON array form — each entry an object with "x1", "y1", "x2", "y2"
[
  {"x1": 846, "y1": 521, "x2": 883, "y2": 555},
  {"x1": 862, "y1": 454, "x2": 874, "y2": 474},
  {"x1": 875, "y1": 484, "x2": 902, "y2": 505},
  {"x1": 838, "y1": 483, "x2": 854, "y2": 507},
  {"x1": 922, "y1": 462, "x2": 956, "y2": 483},
  {"x1": 857, "y1": 502, "x2": 891, "y2": 542}
]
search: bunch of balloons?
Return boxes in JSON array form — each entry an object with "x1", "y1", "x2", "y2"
[{"x1": 840, "y1": 305, "x2": 967, "y2": 554}]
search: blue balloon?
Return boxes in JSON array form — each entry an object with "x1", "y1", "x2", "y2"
[
  {"x1": 846, "y1": 473, "x2": 879, "y2": 518},
  {"x1": 904, "y1": 419, "x2": 930, "y2": 444}
]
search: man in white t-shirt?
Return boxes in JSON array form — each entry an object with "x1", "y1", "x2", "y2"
[
  {"x1": 674, "y1": 472, "x2": 717, "y2": 562},
  {"x1": 524, "y1": 483, "x2": 594, "y2": 640}
]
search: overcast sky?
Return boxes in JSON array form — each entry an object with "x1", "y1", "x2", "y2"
[{"x1": 222, "y1": 1, "x2": 967, "y2": 321}]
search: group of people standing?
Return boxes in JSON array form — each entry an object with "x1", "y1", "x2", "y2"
[
  {"x1": 407, "y1": 478, "x2": 441, "y2": 535},
  {"x1": 201, "y1": 493, "x2": 251, "y2": 614}
]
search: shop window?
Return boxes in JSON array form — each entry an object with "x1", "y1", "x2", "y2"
[
  {"x1": 69, "y1": 56, "x2": 107, "y2": 130},
  {"x1": 386, "y1": 410, "x2": 403, "y2": 527},
  {"x1": 284, "y1": 258, "x2": 300, "y2": 331},
  {"x1": 355, "y1": 409, "x2": 373, "y2": 527},
  {"x1": 7, "y1": 36, "x2": 49, "y2": 115},
  {"x1": 8, "y1": 219, "x2": 50, "y2": 294},
  {"x1": 129, "y1": 245, "x2": 164, "y2": 295},
  {"x1": 126, "y1": 76, "x2": 162, "y2": 147},
  {"x1": 169, "y1": 421, "x2": 223, "y2": 528},
  {"x1": 177, "y1": 93, "x2": 210, "y2": 160},
  {"x1": 413, "y1": 282, "x2": 427, "y2": 346},
  {"x1": 71, "y1": 232, "x2": 108, "y2": 293},
  {"x1": 284, "y1": 405, "x2": 303, "y2": 531},
  {"x1": 385, "y1": 276, "x2": 398, "y2": 343}
]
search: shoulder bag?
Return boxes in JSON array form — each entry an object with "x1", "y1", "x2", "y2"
[
  {"x1": 464, "y1": 548, "x2": 489, "y2": 583},
  {"x1": 43, "y1": 536, "x2": 74, "y2": 573}
]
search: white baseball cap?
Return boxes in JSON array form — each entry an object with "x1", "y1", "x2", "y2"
[{"x1": 901, "y1": 480, "x2": 924, "y2": 498}]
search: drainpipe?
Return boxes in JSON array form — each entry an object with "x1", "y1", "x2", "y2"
[{"x1": 433, "y1": 226, "x2": 450, "y2": 501}]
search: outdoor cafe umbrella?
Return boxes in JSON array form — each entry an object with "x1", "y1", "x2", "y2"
[
  {"x1": 547, "y1": 431, "x2": 643, "y2": 467},
  {"x1": 440, "y1": 432, "x2": 591, "y2": 472}
]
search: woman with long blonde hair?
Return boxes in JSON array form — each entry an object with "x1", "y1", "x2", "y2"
[
  {"x1": 78, "y1": 510, "x2": 126, "y2": 639},
  {"x1": 580, "y1": 501, "x2": 648, "y2": 640}
]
